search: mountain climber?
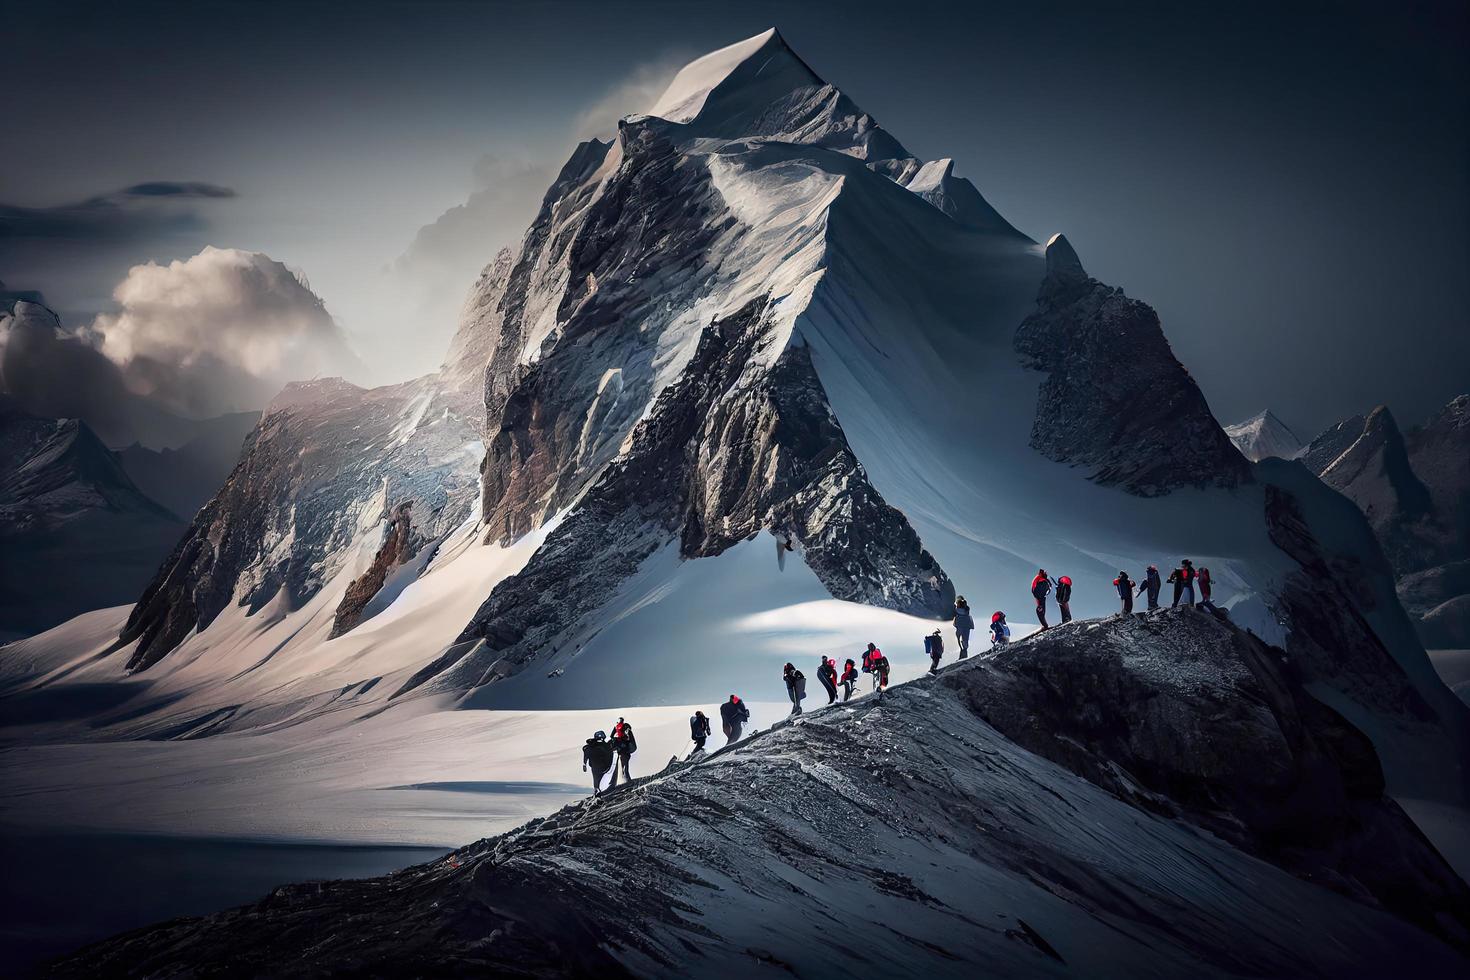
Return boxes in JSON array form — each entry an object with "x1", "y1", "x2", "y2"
[
  {"x1": 688, "y1": 710, "x2": 711, "y2": 759},
  {"x1": 872, "y1": 649, "x2": 891, "y2": 693},
  {"x1": 1031, "y1": 569, "x2": 1052, "y2": 629},
  {"x1": 840, "y1": 658, "x2": 859, "y2": 701},
  {"x1": 990, "y1": 611, "x2": 1010, "y2": 646},
  {"x1": 1055, "y1": 575, "x2": 1073, "y2": 623},
  {"x1": 1139, "y1": 565, "x2": 1162, "y2": 610},
  {"x1": 1114, "y1": 571, "x2": 1135, "y2": 615},
  {"x1": 1197, "y1": 565, "x2": 1217, "y2": 612},
  {"x1": 582, "y1": 730, "x2": 614, "y2": 796},
  {"x1": 953, "y1": 596, "x2": 975, "y2": 658},
  {"x1": 608, "y1": 717, "x2": 637, "y2": 788},
  {"x1": 817, "y1": 656, "x2": 839, "y2": 704},
  {"x1": 720, "y1": 694, "x2": 749, "y2": 745},
  {"x1": 1167, "y1": 566, "x2": 1185, "y2": 608},
  {"x1": 861, "y1": 642, "x2": 882, "y2": 679},
  {"x1": 1180, "y1": 559, "x2": 1197, "y2": 607},
  {"x1": 783, "y1": 662, "x2": 806, "y2": 716},
  {"x1": 924, "y1": 629, "x2": 945, "y2": 674}
]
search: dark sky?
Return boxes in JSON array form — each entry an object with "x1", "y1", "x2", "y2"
[{"x1": 3, "y1": 0, "x2": 1466, "y2": 436}]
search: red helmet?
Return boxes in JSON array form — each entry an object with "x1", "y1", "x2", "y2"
[{"x1": 991, "y1": 611, "x2": 1004, "y2": 623}]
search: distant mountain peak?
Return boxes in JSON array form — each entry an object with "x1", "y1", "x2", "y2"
[{"x1": 1225, "y1": 409, "x2": 1304, "y2": 462}]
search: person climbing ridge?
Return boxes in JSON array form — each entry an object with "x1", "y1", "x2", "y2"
[
  {"x1": 861, "y1": 642, "x2": 882, "y2": 689},
  {"x1": 1139, "y1": 564, "x2": 1162, "y2": 611},
  {"x1": 582, "y1": 730, "x2": 614, "y2": 796},
  {"x1": 817, "y1": 656, "x2": 839, "y2": 704},
  {"x1": 1114, "y1": 570, "x2": 1135, "y2": 615},
  {"x1": 953, "y1": 596, "x2": 975, "y2": 658},
  {"x1": 840, "y1": 658, "x2": 859, "y2": 701},
  {"x1": 924, "y1": 629, "x2": 945, "y2": 674},
  {"x1": 783, "y1": 662, "x2": 806, "y2": 716},
  {"x1": 873, "y1": 648, "x2": 891, "y2": 695},
  {"x1": 1197, "y1": 564, "x2": 1216, "y2": 612},
  {"x1": 608, "y1": 717, "x2": 637, "y2": 788},
  {"x1": 1055, "y1": 575, "x2": 1073, "y2": 623},
  {"x1": 1031, "y1": 569, "x2": 1052, "y2": 629},
  {"x1": 1180, "y1": 559, "x2": 1197, "y2": 607},
  {"x1": 720, "y1": 694, "x2": 749, "y2": 745},
  {"x1": 990, "y1": 611, "x2": 1010, "y2": 646},
  {"x1": 1166, "y1": 565, "x2": 1185, "y2": 608},
  {"x1": 688, "y1": 710, "x2": 711, "y2": 759}
]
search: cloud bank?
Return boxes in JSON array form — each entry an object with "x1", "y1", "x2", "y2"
[
  {"x1": 2, "y1": 248, "x2": 359, "y2": 443},
  {"x1": 85, "y1": 247, "x2": 360, "y2": 418}
]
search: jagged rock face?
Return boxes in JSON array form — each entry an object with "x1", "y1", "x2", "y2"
[
  {"x1": 52, "y1": 616, "x2": 1469, "y2": 977},
  {"x1": 1303, "y1": 413, "x2": 1367, "y2": 474},
  {"x1": 478, "y1": 124, "x2": 726, "y2": 542},
  {"x1": 1015, "y1": 235, "x2": 1251, "y2": 496},
  {"x1": 1303, "y1": 398, "x2": 1470, "y2": 647},
  {"x1": 329, "y1": 501, "x2": 419, "y2": 639},
  {"x1": 424, "y1": 29, "x2": 981, "y2": 695},
  {"x1": 1313, "y1": 407, "x2": 1434, "y2": 565},
  {"x1": 438, "y1": 301, "x2": 951, "y2": 696},
  {"x1": 956, "y1": 612, "x2": 1467, "y2": 944},
  {"x1": 120, "y1": 377, "x2": 481, "y2": 670},
  {"x1": 0, "y1": 397, "x2": 184, "y2": 639}
]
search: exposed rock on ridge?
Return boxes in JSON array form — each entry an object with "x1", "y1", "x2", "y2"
[
  {"x1": 1015, "y1": 234, "x2": 1251, "y2": 495},
  {"x1": 52, "y1": 614, "x2": 1470, "y2": 977},
  {"x1": 119, "y1": 376, "x2": 482, "y2": 670}
]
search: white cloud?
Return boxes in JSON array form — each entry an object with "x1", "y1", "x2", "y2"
[
  {"x1": 568, "y1": 53, "x2": 688, "y2": 141},
  {"x1": 87, "y1": 246, "x2": 360, "y2": 417}
]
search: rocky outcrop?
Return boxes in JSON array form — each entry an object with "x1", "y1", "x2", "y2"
[
  {"x1": 437, "y1": 301, "x2": 951, "y2": 696},
  {"x1": 958, "y1": 611, "x2": 1467, "y2": 945},
  {"x1": 329, "y1": 502, "x2": 419, "y2": 639},
  {"x1": 119, "y1": 376, "x2": 481, "y2": 670},
  {"x1": 52, "y1": 614, "x2": 1470, "y2": 977},
  {"x1": 1015, "y1": 235, "x2": 1251, "y2": 496}
]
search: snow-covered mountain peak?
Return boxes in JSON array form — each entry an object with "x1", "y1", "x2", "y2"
[
  {"x1": 637, "y1": 28, "x2": 905, "y2": 161},
  {"x1": 648, "y1": 28, "x2": 815, "y2": 125},
  {"x1": 1044, "y1": 232, "x2": 1086, "y2": 282},
  {"x1": 1224, "y1": 409, "x2": 1305, "y2": 462}
]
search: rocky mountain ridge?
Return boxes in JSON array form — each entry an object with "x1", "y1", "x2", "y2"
[
  {"x1": 1301, "y1": 397, "x2": 1470, "y2": 647},
  {"x1": 0, "y1": 396, "x2": 184, "y2": 640}
]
